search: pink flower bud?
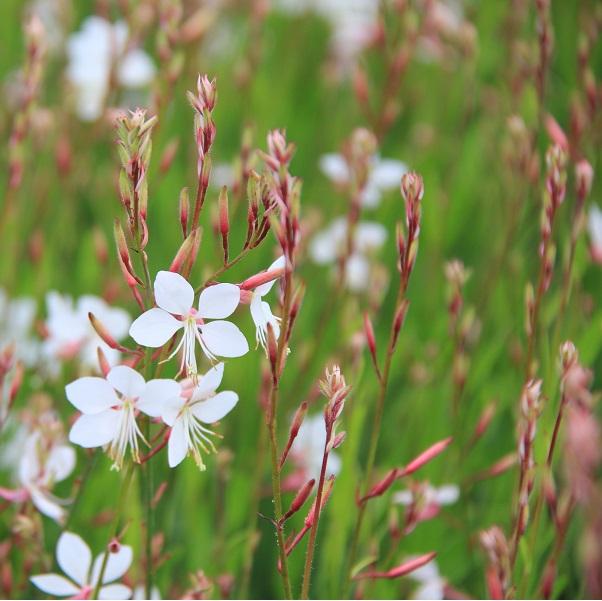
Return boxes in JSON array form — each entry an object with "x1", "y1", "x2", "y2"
[
  {"x1": 398, "y1": 437, "x2": 452, "y2": 477},
  {"x1": 355, "y1": 552, "x2": 437, "y2": 580},
  {"x1": 282, "y1": 479, "x2": 315, "y2": 522}
]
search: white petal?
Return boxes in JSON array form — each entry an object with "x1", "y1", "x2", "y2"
[
  {"x1": 249, "y1": 294, "x2": 267, "y2": 330},
  {"x1": 129, "y1": 308, "x2": 182, "y2": 347},
  {"x1": 588, "y1": 205, "x2": 602, "y2": 246},
  {"x1": 137, "y1": 379, "x2": 182, "y2": 418},
  {"x1": 57, "y1": 532, "x2": 92, "y2": 587},
  {"x1": 345, "y1": 254, "x2": 370, "y2": 292},
  {"x1": 66, "y1": 377, "x2": 118, "y2": 414},
  {"x1": 107, "y1": 365, "x2": 146, "y2": 398},
  {"x1": 393, "y1": 490, "x2": 414, "y2": 505},
  {"x1": 200, "y1": 321, "x2": 249, "y2": 358},
  {"x1": 192, "y1": 391, "x2": 238, "y2": 423},
  {"x1": 197, "y1": 284, "x2": 240, "y2": 319},
  {"x1": 319, "y1": 153, "x2": 349, "y2": 183},
  {"x1": 46, "y1": 445, "x2": 77, "y2": 483},
  {"x1": 360, "y1": 182, "x2": 382, "y2": 208},
  {"x1": 161, "y1": 397, "x2": 184, "y2": 427},
  {"x1": 371, "y1": 158, "x2": 408, "y2": 189},
  {"x1": 99, "y1": 584, "x2": 133, "y2": 600},
  {"x1": 118, "y1": 48, "x2": 155, "y2": 87},
  {"x1": 435, "y1": 484, "x2": 460, "y2": 505},
  {"x1": 69, "y1": 411, "x2": 121, "y2": 448},
  {"x1": 168, "y1": 419, "x2": 188, "y2": 467},
  {"x1": 153, "y1": 271, "x2": 194, "y2": 315},
  {"x1": 30, "y1": 488, "x2": 66, "y2": 523},
  {"x1": 91, "y1": 546, "x2": 133, "y2": 585},
  {"x1": 309, "y1": 231, "x2": 338, "y2": 264},
  {"x1": 413, "y1": 580, "x2": 445, "y2": 600},
  {"x1": 254, "y1": 256, "x2": 286, "y2": 296},
  {"x1": 191, "y1": 363, "x2": 224, "y2": 401},
  {"x1": 31, "y1": 574, "x2": 80, "y2": 596},
  {"x1": 355, "y1": 222, "x2": 387, "y2": 252}
]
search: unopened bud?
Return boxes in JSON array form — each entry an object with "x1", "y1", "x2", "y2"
[
  {"x1": 398, "y1": 437, "x2": 452, "y2": 477},
  {"x1": 280, "y1": 401, "x2": 308, "y2": 468},
  {"x1": 179, "y1": 187, "x2": 189, "y2": 238},
  {"x1": 282, "y1": 479, "x2": 315, "y2": 522}
]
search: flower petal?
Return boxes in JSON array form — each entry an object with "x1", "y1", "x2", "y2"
[
  {"x1": 30, "y1": 488, "x2": 66, "y2": 523},
  {"x1": 255, "y1": 256, "x2": 286, "y2": 296},
  {"x1": 200, "y1": 321, "x2": 248, "y2": 358},
  {"x1": 319, "y1": 153, "x2": 349, "y2": 183},
  {"x1": 46, "y1": 445, "x2": 77, "y2": 483},
  {"x1": 57, "y1": 532, "x2": 92, "y2": 587},
  {"x1": 153, "y1": 270, "x2": 194, "y2": 315},
  {"x1": 65, "y1": 377, "x2": 118, "y2": 414},
  {"x1": 129, "y1": 308, "x2": 182, "y2": 347},
  {"x1": 31, "y1": 574, "x2": 80, "y2": 596},
  {"x1": 191, "y1": 363, "x2": 224, "y2": 401},
  {"x1": 137, "y1": 379, "x2": 181, "y2": 418},
  {"x1": 371, "y1": 158, "x2": 408, "y2": 189},
  {"x1": 107, "y1": 365, "x2": 146, "y2": 399},
  {"x1": 435, "y1": 484, "x2": 460, "y2": 505},
  {"x1": 91, "y1": 545, "x2": 133, "y2": 585},
  {"x1": 161, "y1": 397, "x2": 184, "y2": 428},
  {"x1": 197, "y1": 283, "x2": 240, "y2": 319},
  {"x1": 168, "y1": 419, "x2": 188, "y2": 467},
  {"x1": 69, "y1": 411, "x2": 121, "y2": 448},
  {"x1": 192, "y1": 391, "x2": 238, "y2": 424},
  {"x1": 99, "y1": 584, "x2": 133, "y2": 600}
]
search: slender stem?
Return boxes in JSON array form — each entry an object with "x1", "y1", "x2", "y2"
[
  {"x1": 62, "y1": 450, "x2": 99, "y2": 532},
  {"x1": 301, "y1": 430, "x2": 330, "y2": 599},
  {"x1": 195, "y1": 246, "x2": 252, "y2": 293},
  {"x1": 92, "y1": 462, "x2": 135, "y2": 600}
]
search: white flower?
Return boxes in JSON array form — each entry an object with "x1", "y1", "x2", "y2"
[
  {"x1": 66, "y1": 16, "x2": 155, "y2": 121},
  {"x1": 588, "y1": 205, "x2": 602, "y2": 256},
  {"x1": 248, "y1": 256, "x2": 285, "y2": 351},
  {"x1": 409, "y1": 558, "x2": 446, "y2": 600},
  {"x1": 66, "y1": 365, "x2": 180, "y2": 469},
  {"x1": 0, "y1": 289, "x2": 39, "y2": 367},
  {"x1": 0, "y1": 426, "x2": 75, "y2": 523},
  {"x1": 43, "y1": 292, "x2": 131, "y2": 374},
  {"x1": 309, "y1": 217, "x2": 387, "y2": 291},
  {"x1": 31, "y1": 531, "x2": 132, "y2": 599},
  {"x1": 393, "y1": 483, "x2": 460, "y2": 507},
  {"x1": 319, "y1": 153, "x2": 409, "y2": 208},
  {"x1": 161, "y1": 363, "x2": 238, "y2": 469},
  {"x1": 134, "y1": 584, "x2": 161, "y2": 599},
  {"x1": 129, "y1": 271, "x2": 248, "y2": 377},
  {"x1": 211, "y1": 162, "x2": 235, "y2": 189},
  {"x1": 290, "y1": 414, "x2": 341, "y2": 480}
]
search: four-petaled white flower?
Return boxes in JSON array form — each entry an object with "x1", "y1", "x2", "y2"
[
  {"x1": 31, "y1": 531, "x2": 133, "y2": 600},
  {"x1": 161, "y1": 363, "x2": 238, "y2": 469},
  {"x1": 129, "y1": 271, "x2": 248, "y2": 377},
  {"x1": 43, "y1": 292, "x2": 131, "y2": 375},
  {"x1": 309, "y1": 217, "x2": 387, "y2": 291},
  {"x1": 248, "y1": 256, "x2": 285, "y2": 351},
  {"x1": 66, "y1": 365, "x2": 180, "y2": 469},
  {"x1": 0, "y1": 429, "x2": 76, "y2": 523},
  {"x1": 319, "y1": 153, "x2": 409, "y2": 208},
  {"x1": 588, "y1": 204, "x2": 602, "y2": 264},
  {"x1": 0, "y1": 289, "x2": 39, "y2": 368},
  {"x1": 66, "y1": 16, "x2": 156, "y2": 122}
]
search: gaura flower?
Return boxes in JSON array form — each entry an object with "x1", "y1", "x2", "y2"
[
  {"x1": 66, "y1": 365, "x2": 180, "y2": 469},
  {"x1": 0, "y1": 428, "x2": 75, "y2": 523},
  {"x1": 588, "y1": 204, "x2": 602, "y2": 264},
  {"x1": 129, "y1": 271, "x2": 248, "y2": 376},
  {"x1": 309, "y1": 217, "x2": 387, "y2": 291},
  {"x1": 408, "y1": 557, "x2": 447, "y2": 600},
  {"x1": 66, "y1": 16, "x2": 155, "y2": 122},
  {"x1": 319, "y1": 153, "x2": 409, "y2": 208},
  {"x1": 161, "y1": 363, "x2": 238, "y2": 470},
  {"x1": 394, "y1": 482, "x2": 459, "y2": 525},
  {"x1": 31, "y1": 531, "x2": 132, "y2": 600},
  {"x1": 0, "y1": 289, "x2": 39, "y2": 368},
  {"x1": 43, "y1": 292, "x2": 131, "y2": 374},
  {"x1": 247, "y1": 256, "x2": 285, "y2": 351}
]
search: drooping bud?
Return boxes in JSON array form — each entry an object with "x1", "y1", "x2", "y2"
[
  {"x1": 282, "y1": 479, "x2": 315, "y2": 523},
  {"x1": 280, "y1": 401, "x2": 308, "y2": 468},
  {"x1": 398, "y1": 437, "x2": 453, "y2": 477}
]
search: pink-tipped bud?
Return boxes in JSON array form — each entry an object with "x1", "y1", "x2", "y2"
[
  {"x1": 398, "y1": 437, "x2": 452, "y2": 477},
  {"x1": 88, "y1": 312, "x2": 127, "y2": 352},
  {"x1": 280, "y1": 401, "x2": 308, "y2": 468},
  {"x1": 159, "y1": 138, "x2": 179, "y2": 175},
  {"x1": 97, "y1": 347, "x2": 111, "y2": 377},
  {"x1": 472, "y1": 402, "x2": 496, "y2": 443},
  {"x1": 544, "y1": 114, "x2": 569, "y2": 151},
  {"x1": 170, "y1": 228, "x2": 201, "y2": 274},
  {"x1": 240, "y1": 264, "x2": 285, "y2": 291},
  {"x1": 331, "y1": 431, "x2": 346, "y2": 450},
  {"x1": 113, "y1": 220, "x2": 142, "y2": 287},
  {"x1": 355, "y1": 552, "x2": 437, "y2": 580},
  {"x1": 363, "y1": 312, "x2": 379, "y2": 374},
  {"x1": 267, "y1": 322, "x2": 278, "y2": 379},
  {"x1": 282, "y1": 479, "x2": 315, "y2": 523},
  {"x1": 481, "y1": 453, "x2": 517, "y2": 479},
  {"x1": 179, "y1": 187, "x2": 189, "y2": 238},
  {"x1": 392, "y1": 299, "x2": 410, "y2": 351},
  {"x1": 360, "y1": 468, "x2": 399, "y2": 503},
  {"x1": 575, "y1": 159, "x2": 593, "y2": 200}
]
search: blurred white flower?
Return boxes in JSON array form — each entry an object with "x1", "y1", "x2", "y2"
[
  {"x1": 29, "y1": 0, "x2": 65, "y2": 53},
  {"x1": 248, "y1": 256, "x2": 285, "y2": 352},
  {"x1": 66, "y1": 365, "x2": 180, "y2": 469},
  {"x1": 134, "y1": 584, "x2": 161, "y2": 599},
  {"x1": 211, "y1": 162, "x2": 236, "y2": 189},
  {"x1": 66, "y1": 16, "x2": 155, "y2": 121},
  {"x1": 129, "y1": 271, "x2": 248, "y2": 377},
  {"x1": 393, "y1": 483, "x2": 460, "y2": 507},
  {"x1": 31, "y1": 531, "x2": 132, "y2": 599},
  {"x1": 409, "y1": 558, "x2": 447, "y2": 600},
  {"x1": 42, "y1": 292, "x2": 131, "y2": 374},
  {"x1": 0, "y1": 422, "x2": 75, "y2": 523},
  {"x1": 320, "y1": 153, "x2": 409, "y2": 208},
  {"x1": 290, "y1": 414, "x2": 341, "y2": 480},
  {"x1": 0, "y1": 289, "x2": 39, "y2": 367},
  {"x1": 161, "y1": 363, "x2": 238, "y2": 469},
  {"x1": 309, "y1": 217, "x2": 387, "y2": 291},
  {"x1": 588, "y1": 204, "x2": 602, "y2": 264}
]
